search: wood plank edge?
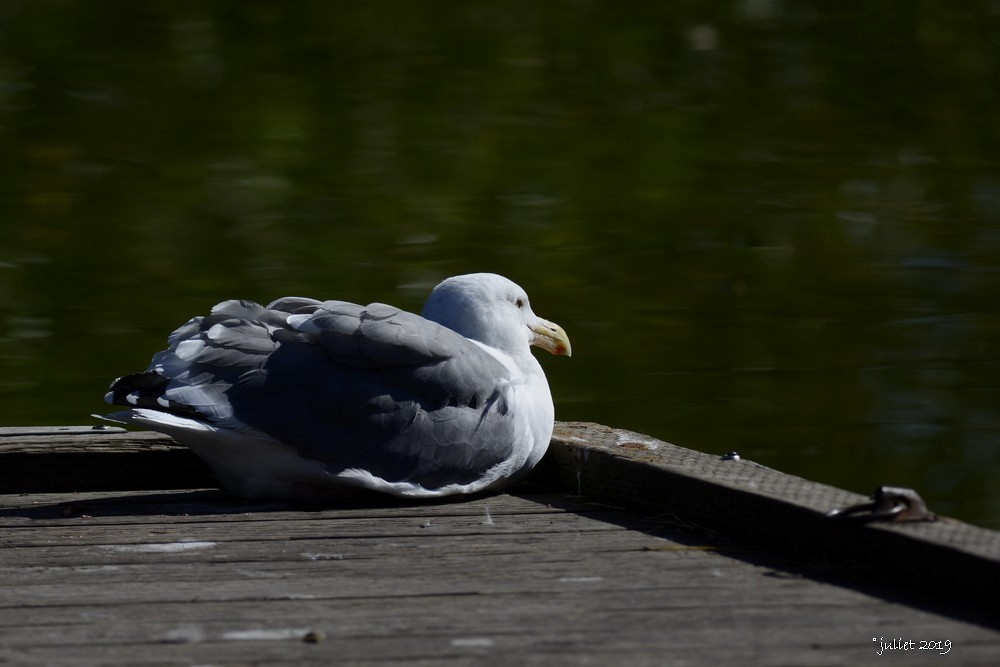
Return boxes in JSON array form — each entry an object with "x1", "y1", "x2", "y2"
[{"x1": 534, "y1": 422, "x2": 1000, "y2": 614}]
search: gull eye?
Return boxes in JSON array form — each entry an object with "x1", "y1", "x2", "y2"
[{"x1": 515, "y1": 297, "x2": 525, "y2": 309}]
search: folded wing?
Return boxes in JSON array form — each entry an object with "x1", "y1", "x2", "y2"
[{"x1": 106, "y1": 297, "x2": 517, "y2": 490}]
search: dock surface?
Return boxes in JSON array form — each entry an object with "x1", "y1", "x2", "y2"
[{"x1": 2, "y1": 423, "x2": 999, "y2": 665}]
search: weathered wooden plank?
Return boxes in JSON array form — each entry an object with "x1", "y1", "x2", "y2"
[
  {"x1": 0, "y1": 510, "x2": 646, "y2": 550},
  {"x1": 0, "y1": 428, "x2": 215, "y2": 493},
  {"x1": 0, "y1": 553, "x2": 774, "y2": 602},
  {"x1": 0, "y1": 552, "x2": 821, "y2": 609},
  {"x1": 0, "y1": 486, "x2": 602, "y2": 520},
  {"x1": 2, "y1": 423, "x2": 999, "y2": 620},
  {"x1": 1, "y1": 595, "x2": 992, "y2": 665},
  {"x1": 0, "y1": 425, "x2": 128, "y2": 436},
  {"x1": 0, "y1": 489, "x2": 696, "y2": 573},
  {"x1": 0, "y1": 486, "x2": 996, "y2": 666}
]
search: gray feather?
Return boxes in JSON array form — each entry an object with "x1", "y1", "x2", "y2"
[{"x1": 107, "y1": 296, "x2": 516, "y2": 488}]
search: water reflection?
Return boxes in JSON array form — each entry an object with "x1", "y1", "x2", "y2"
[{"x1": 1, "y1": 1, "x2": 998, "y2": 527}]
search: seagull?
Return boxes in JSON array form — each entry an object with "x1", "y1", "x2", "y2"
[{"x1": 104, "y1": 273, "x2": 571, "y2": 501}]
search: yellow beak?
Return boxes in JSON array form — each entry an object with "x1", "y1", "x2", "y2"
[{"x1": 529, "y1": 318, "x2": 572, "y2": 357}]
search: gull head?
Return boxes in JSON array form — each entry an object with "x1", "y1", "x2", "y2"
[{"x1": 421, "y1": 273, "x2": 571, "y2": 359}]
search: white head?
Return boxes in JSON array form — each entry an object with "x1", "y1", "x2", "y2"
[{"x1": 421, "y1": 273, "x2": 571, "y2": 359}]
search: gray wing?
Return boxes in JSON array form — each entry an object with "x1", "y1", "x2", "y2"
[{"x1": 107, "y1": 298, "x2": 517, "y2": 489}]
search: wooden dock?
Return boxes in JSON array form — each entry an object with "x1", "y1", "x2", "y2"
[{"x1": 2, "y1": 423, "x2": 999, "y2": 665}]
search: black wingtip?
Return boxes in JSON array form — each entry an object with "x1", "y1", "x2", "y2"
[{"x1": 106, "y1": 371, "x2": 169, "y2": 407}]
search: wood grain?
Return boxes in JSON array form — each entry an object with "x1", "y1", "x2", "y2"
[
  {"x1": 2, "y1": 487, "x2": 996, "y2": 666},
  {"x1": 1, "y1": 421, "x2": 998, "y2": 666}
]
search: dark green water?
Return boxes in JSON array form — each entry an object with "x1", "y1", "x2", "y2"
[{"x1": 2, "y1": 2, "x2": 1000, "y2": 528}]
